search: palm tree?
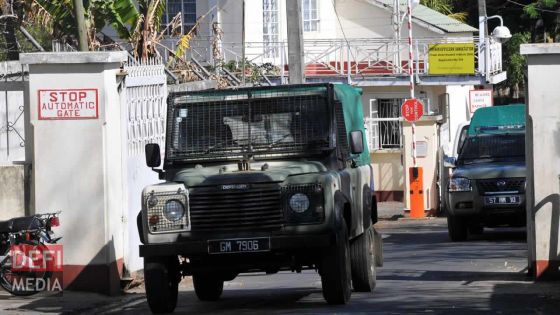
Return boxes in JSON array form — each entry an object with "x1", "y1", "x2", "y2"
[
  {"x1": 0, "y1": 0, "x2": 21, "y2": 60},
  {"x1": 421, "y1": 0, "x2": 467, "y2": 22},
  {"x1": 27, "y1": 0, "x2": 167, "y2": 60}
]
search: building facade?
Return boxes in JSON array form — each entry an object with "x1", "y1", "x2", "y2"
[{"x1": 188, "y1": 0, "x2": 506, "y2": 211}]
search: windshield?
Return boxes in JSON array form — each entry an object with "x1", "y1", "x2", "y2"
[
  {"x1": 166, "y1": 92, "x2": 332, "y2": 162},
  {"x1": 457, "y1": 133, "x2": 525, "y2": 165}
]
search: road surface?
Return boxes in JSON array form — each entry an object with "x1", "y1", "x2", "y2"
[{"x1": 2, "y1": 218, "x2": 559, "y2": 314}]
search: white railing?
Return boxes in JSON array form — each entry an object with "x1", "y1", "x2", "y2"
[
  {"x1": 179, "y1": 36, "x2": 502, "y2": 79},
  {"x1": 123, "y1": 57, "x2": 168, "y2": 157}
]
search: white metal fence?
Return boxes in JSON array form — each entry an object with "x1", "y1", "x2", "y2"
[
  {"x1": 180, "y1": 36, "x2": 499, "y2": 80},
  {"x1": 123, "y1": 57, "x2": 168, "y2": 157},
  {"x1": 0, "y1": 61, "x2": 27, "y2": 163}
]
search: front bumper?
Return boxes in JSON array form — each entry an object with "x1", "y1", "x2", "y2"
[
  {"x1": 139, "y1": 233, "x2": 334, "y2": 257},
  {"x1": 448, "y1": 190, "x2": 525, "y2": 218}
]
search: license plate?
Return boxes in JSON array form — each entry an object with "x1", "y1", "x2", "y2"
[
  {"x1": 208, "y1": 238, "x2": 270, "y2": 254},
  {"x1": 485, "y1": 195, "x2": 521, "y2": 205}
]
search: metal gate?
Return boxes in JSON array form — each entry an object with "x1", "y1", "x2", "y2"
[{"x1": 0, "y1": 61, "x2": 27, "y2": 163}]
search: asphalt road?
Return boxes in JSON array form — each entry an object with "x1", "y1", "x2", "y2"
[{"x1": 2, "y1": 218, "x2": 560, "y2": 314}]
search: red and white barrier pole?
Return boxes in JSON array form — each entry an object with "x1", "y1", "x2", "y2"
[{"x1": 407, "y1": 0, "x2": 416, "y2": 167}]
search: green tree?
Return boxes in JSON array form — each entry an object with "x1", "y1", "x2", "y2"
[
  {"x1": 0, "y1": 0, "x2": 22, "y2": 60},
  {"x1": 26, "y1": 0, "x2": 166, "y2": 59},
  {"x1": 421, "y1": 0, "x2": 467, "y2": 22},
  {"x1": 500, "y1": 32, "x2": 531, "y2": 99}
]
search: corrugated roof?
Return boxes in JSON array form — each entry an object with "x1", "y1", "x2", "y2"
[{"x1": 371, "y1": 0, "x2": 478, "y2": 33}]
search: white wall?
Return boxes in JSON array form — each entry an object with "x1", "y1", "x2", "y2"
[
  {"x1": 198, "y1": 0, "x2": 466, "y2": 63},
  {"x1": 521, "y1": 44, "x2": 560, "y2": 279},
  {"x1": 21, "y1": 52, "x2": 128, "y2": 294}
]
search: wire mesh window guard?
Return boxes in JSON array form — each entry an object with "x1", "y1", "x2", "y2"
[{"x1": 167, "y1": 86, "x2": 333, "y2": 162}]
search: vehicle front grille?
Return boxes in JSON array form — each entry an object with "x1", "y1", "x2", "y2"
[
  {"x1": 189, "y1": 183, "x2": 284, "y2": 231},
  {"x1": 477, "y1": 178, "x2": 526, "y2": 195}
]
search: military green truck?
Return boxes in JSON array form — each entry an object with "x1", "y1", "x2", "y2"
[
  {"x1": 137, "y1": 84, "x2": 383, "y2": 313},
  {"x1": 446, "y1": 105, "x2": 526, "y2": 241}
]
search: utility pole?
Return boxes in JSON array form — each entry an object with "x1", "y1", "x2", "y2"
[
  {"x1": 286, "y1": 0, "x2": 305, "y2": 84},
  {"x1": 73, "y1": 0, "x2": 88, "y2": 51},
  {"x1": 241, "y1": 0, "x2": 246, "y2": 85},
  {"x1": 478, "y1": 0, "x2": 487, "y2": 75}
]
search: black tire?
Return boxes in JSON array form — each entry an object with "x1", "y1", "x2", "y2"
[
  {"x1": 447, "y1": 215, "x2": 468, "y2": 242},
  {"x1": 469, "y1": 225, "x2": 484, "y2": 235},
  {"x1": 320, "y1": 221, "x2": 352, "y2": 304},
  {"x1": 0, "y1": 240, "x2": 53, "y2": 296},
  {"x1": 193, "y1": 273, "x2": 224, "y2": 301},
  {"x1": 144, "y1": 256, "x2": 180, "y2": 314},
  {"x1": 0, "y1": 270, "x2": 52, "y2": 296},
  {"x1": 350, "y1": 227, "x2": 376, "y2": 292}
]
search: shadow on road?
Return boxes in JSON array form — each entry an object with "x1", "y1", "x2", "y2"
[{"x1": 378, "y1": 269, "x2": 528, "y2": 282}]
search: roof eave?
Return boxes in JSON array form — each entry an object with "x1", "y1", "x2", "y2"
[{"x1": 366, "y1": 0, "x2": 477, "y2": 34}]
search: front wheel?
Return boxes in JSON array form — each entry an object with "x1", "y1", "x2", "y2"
[
  {"x1": 447, "y1": 215, "x2": 468, "y2": 242},
  {"x1": 144, "y1": 256, "x2": 180, "y2": 313},
  {"x1": 193, "y1": 273, "x2": 224, "y2": 301},
  {"x1": 350, "y1": 227, "x2": 377, "y2": 292},
  {"x1": 320, "y1": 222, "x2": 352, "y2": 304}
]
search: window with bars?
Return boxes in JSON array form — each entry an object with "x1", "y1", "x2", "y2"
[
  {"x1": 263, "y1": 0, "x2": 279, "y2": 58},
  {"x1": 166, "y1": 0, "x2": 196, "y2": 34},
  {"x1": 303, "y1": 0, "x2": 319, "y2": 32},
  {"x1": 366, "y1": 99, "x2": 403, "y2": 150}
]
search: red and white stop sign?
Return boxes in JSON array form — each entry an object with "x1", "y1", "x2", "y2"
[{"x1": 401, "y1": 99, "x2": 424, "y2": 122}]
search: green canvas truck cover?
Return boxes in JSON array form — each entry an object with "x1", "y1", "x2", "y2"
[
  {"x1": 468, "y1": 104, "x2": 526, "y2": 136},
  {"x1": 333, "y1": 84, "x2": 371, "y2": 166}
]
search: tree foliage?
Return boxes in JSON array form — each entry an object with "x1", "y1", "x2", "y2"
[
  {"x1": 23, "y1": 0, "x2": 166, "y2": 59},
  {"x1": 421, "y1": 0, "x2": 467, "y2": 22}
]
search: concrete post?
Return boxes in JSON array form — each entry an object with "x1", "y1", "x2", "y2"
[
  {"x1": 521, "y1": 44, "x2": 560, "y2": 279},
  {"x1": 286, "y1": 0, "x2": 305, "y2": 84},
  {"x1": 20, "y1": 52, "x2": 128, "y2": 294}
]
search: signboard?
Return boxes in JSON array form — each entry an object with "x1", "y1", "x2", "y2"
[
  {"x1": 469, "y1": 89, "x2": 493, "y2": 114},
  {"x1": 428, "y1": 43, "x2": 475, "y2": 75},
  {"x1": 401, "y1": 99, "x2": 424, "y2": 122},
  {"x1": 414, "y1": 141, "x2": 428, "y2": 158},
  {"x1": 38, "y1": 89, "x2": 98, "y2": 120}
]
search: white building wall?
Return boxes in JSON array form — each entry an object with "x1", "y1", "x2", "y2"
[{"x1": 198, "y1": 0, "x2": 468, "y2": 62}]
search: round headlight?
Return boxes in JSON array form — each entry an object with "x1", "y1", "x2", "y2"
[
  {"x1": 289, "y1": 193, "x2": 310, "y2": 213},
  {"x1": 163, "y1": 200, "x2": 185, "y2": 221}
]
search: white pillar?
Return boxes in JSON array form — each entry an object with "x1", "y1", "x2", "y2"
[
  {"x1": 521, "y1": 44, "x2": 560, "y2": 279},
  {"x1": 20, "y1": 51, "x2": 128, "y2": 295}
]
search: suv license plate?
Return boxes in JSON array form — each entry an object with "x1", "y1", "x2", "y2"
[
  {"x1": 208, "y1": 238, "x2": 271, "y2": 254},
  {"x1": 485, "y1": 195, "x2": 520, "y2": 205}
]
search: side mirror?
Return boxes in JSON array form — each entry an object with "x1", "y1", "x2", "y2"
[
  {"x1": 349, "y1": 130, "x2": 364, "y2": 154},
  {"x1": 443, "y1": 155, "x2": 456, "y2": 168},
  {"x1": 145, "y1": 143, "x2": 161, "y2": 168}
]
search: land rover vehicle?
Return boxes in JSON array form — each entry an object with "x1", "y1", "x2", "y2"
[
  {"x1": 447, "y1": 105, "x2": 526, "y2": 241},
  {"x1": 137, "y1": 84, "x2": 383, "y2": 313}
]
